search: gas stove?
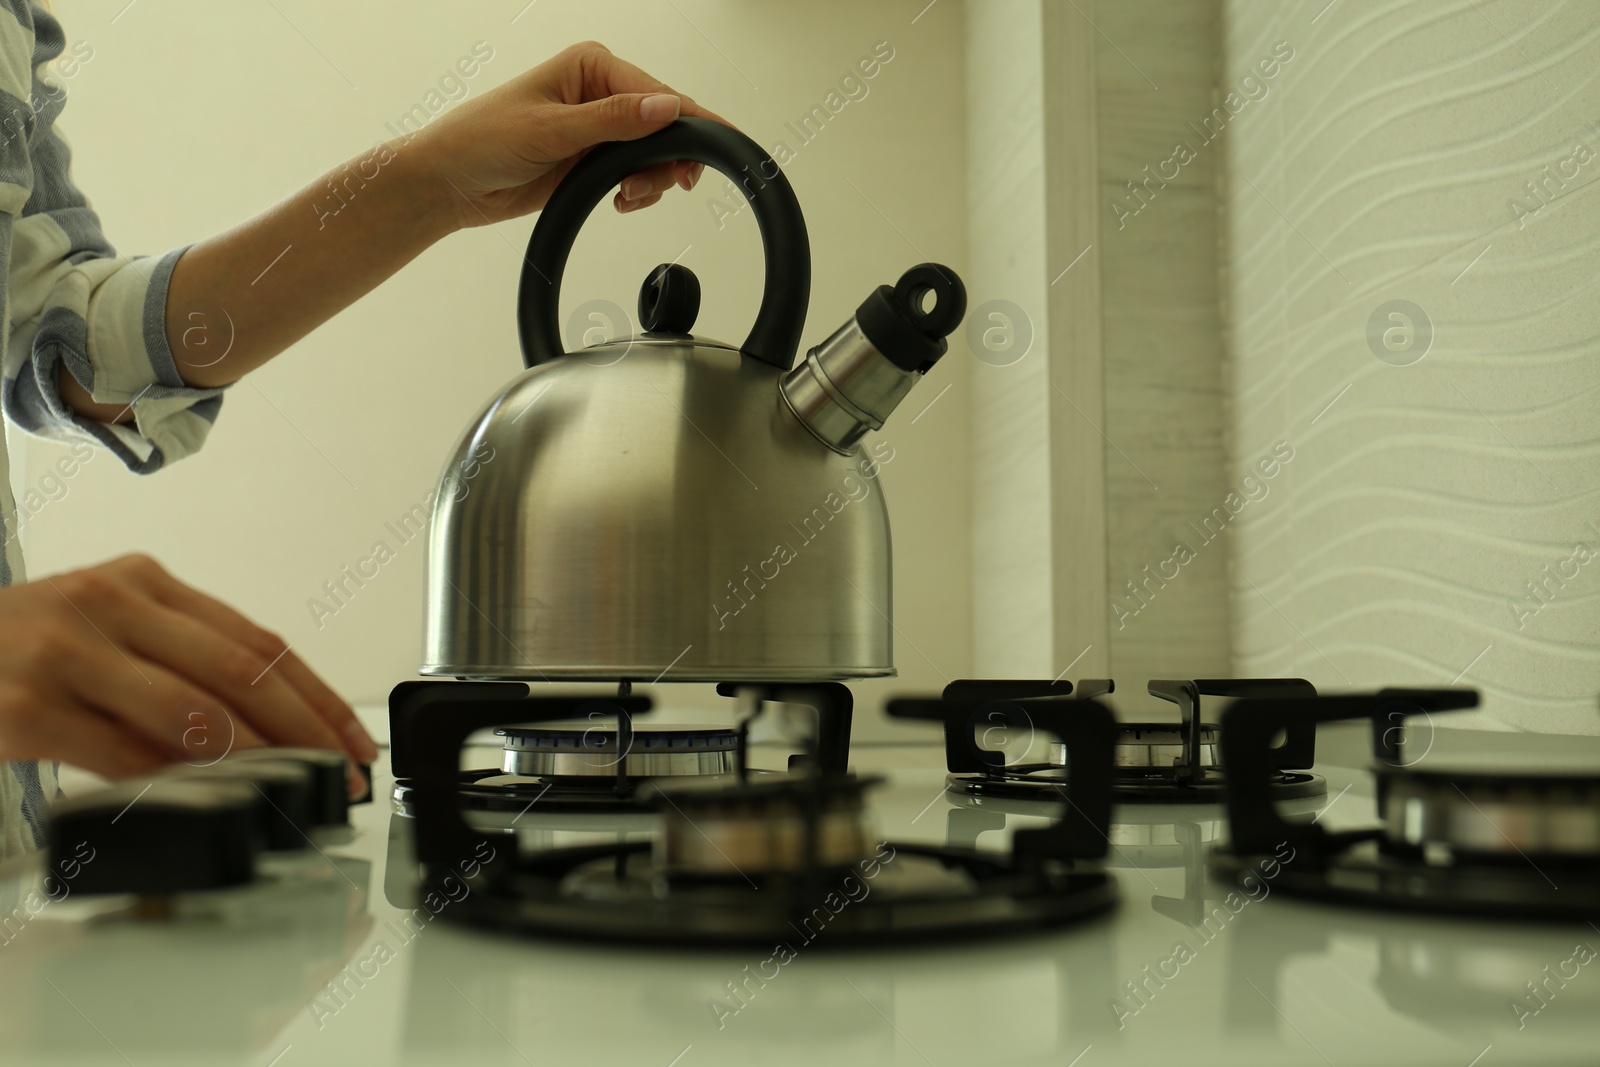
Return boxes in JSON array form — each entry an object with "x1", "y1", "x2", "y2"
[
  {"x1": 12, "y1": 685, "x2": 1600, "y2": 1066},
  {"x1": 928, "y1": 677, "x2": 1326, "y2": 803}
]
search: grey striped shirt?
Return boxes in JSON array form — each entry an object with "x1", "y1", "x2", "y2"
[{"x1": 0, "y1": 2, "x2": 225, "y2": 857}]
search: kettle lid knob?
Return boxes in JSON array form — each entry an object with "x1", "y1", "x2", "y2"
[{"x1": 638, "y1": 263, "x2": 701, "y2": 335}]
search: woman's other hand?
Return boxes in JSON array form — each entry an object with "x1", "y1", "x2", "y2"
[{"x1": 0, "y1": 555, "x2": 375, "y2": 797}]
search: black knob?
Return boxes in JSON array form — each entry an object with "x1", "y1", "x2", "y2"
[
  {"x1": 638, "y1": 263, "x2": 700, "y2": 335},
  {"x1": 229, "y1": 747, "x2": 356, "y2": 826},
  {"x1": 893, "y1": 263, "x2": 967, "y2": 340},
  {"x1": 167, "y1": 759, "x2": 316, "y2": 851},
  {"x1": 49, "y1": 779, "x2": 259, "y2": 896}
]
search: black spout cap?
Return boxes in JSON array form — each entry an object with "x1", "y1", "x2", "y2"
[{"x1": 856, "y1": 263, "x2": 967, "y2": 372}]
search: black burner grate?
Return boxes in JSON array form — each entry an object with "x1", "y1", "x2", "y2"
[
  {"x1": 392, "y1": 682, "x2": 1123, "y2": 946},
  {"x1": 1206, "y1": 687, "x2": 1600, "y2": 920},
  {"x1": 387, "y1": 679, "x2": 853, "y2": 814},
  {"x1": 934, "y1": 677, "x2": 1325, "y2": 803}
]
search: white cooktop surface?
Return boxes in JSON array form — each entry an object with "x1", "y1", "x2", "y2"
[{"x1": 3, "y1": 716, "x2": 1596, "y2": 1067}]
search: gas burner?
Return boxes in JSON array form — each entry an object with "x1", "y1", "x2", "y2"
[
  {"x1": 1209, "y1": 687, "x2": 1600, "y2": 919},
  {"x1": 388, "y1": 680, "x2": 851, "y2": 816},
  {"x1": 650, "y1": 773, "x2": 878, "y2": 877},
  {"x1": 497, "y1": 722, "x2": 740, "y2": 779},
  {"x1": 933, "y1": 677, "x2": 1326, "y2": 803},
  {"x1": 401, "y1": 692, "x2": 1121, "y2": 946}
]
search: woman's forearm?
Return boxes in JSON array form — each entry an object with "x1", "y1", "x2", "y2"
[
  {"x1": 58, "y1": 142, "x2": 456, "y2": 423},
  {"x1": 166, "y1": 143, "x2": 457, "y2": 389}
]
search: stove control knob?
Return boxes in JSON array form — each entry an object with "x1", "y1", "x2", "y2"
[
  {"x1": 48, "y1": 779, "x2": 259, "y2": 896},
  {"x1": 226, "y1": 747, "x2": 355, "y2": 827},
  {"x1": 165, "y1": 759, "x2": 317, "y2": 851}
]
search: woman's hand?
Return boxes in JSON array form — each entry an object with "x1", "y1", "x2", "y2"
[
  {"x1": 410, "y1": 40, "x2": 728, "y2": 229},
  {"x1": 0, "y1": 554, "x2": 375, "y2": 796}
]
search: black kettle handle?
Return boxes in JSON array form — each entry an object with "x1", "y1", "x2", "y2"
[{"x1": 517, "y1": 117, "x2": 811, "y2": 371}]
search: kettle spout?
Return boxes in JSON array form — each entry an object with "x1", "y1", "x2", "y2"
[{"x1": 779, "y1": 263, "x2": 967, "y2": 454}]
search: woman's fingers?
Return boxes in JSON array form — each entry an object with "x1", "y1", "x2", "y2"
[
  {"x1": 89, "y1": 556, "x2": 375, "y2": 798},
  {"x1": 417, "y1": 40, "x2": 733, "y2": 224},
  {"x1": 543, "y1": 91, "x2": 681, "y2": 157},
  {"x1": 571, "y1": 43, "x2": 731, "y2": 126},
  {"x1": 558, "y1": 43, "x2": 729, "y2": 202},
  {"x1": 574, "y1": 47, "x2": 724, "y2": 197},
  {"x1": 1, "y1": 557, "x2": 372, "y2": 797},
  {"x1": 0, "y1": 685, "x2": 173, "y2": 780},
  {"x1": 678, "y1": 162, "x2": 706, "y2": 190},
  {"x1": 618, "y1": 164, "x2": 673, "y2": 202},
  {"x1": 137, "y1": 576, "x2": 376, "y2": 799},
  {"x1": 52, "y1": 633, "x2": 270, "y2": 763},
  {"x1": 123, "y1": 559, "x2": 376, "y2": 762},
  {"x1": 615, "y1": 189, "x2": 665, "y2": 214},
  {"x1": 614, "y1": 162, "x2": 698, "y2": 212},
  {"x1": 113, "y1": 601, "x2": 346, "y2": 756}
]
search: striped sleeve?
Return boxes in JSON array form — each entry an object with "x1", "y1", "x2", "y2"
[{"x1": 1, "y1": 1, "x2": 224, "y2": 474}]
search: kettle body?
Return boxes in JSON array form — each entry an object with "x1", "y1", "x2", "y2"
[
  {"x1": 421, "y1": 118, "x2": 963, "y2": 683},
  {"x1": 424, "y1": 336, "x2": 895, "y2": 680}
]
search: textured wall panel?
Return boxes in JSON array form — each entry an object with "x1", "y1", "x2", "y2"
[
  {"x1": 1222, "y1": 0, "x2": 1600, "y2": 730},
  {"x1": 1097, "y1": 0, "x2": 1233, "y2": 695}
]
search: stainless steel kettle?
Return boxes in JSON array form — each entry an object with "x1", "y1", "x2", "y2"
[{"x1": 422, "y1": 117, "x2": 965, "y2": 682}]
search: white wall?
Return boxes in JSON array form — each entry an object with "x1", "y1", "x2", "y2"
[
  {"x1": 1223, "y1": 0, "x2": 1600, "y2": 730},
  {"x1": 24, "y1": 0, "x2": 969, "y2": 732},
  {"x1": 966, "y1": 0, "x2": 1056, "y2": 678}
]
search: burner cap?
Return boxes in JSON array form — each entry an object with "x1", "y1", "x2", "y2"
[
  {"x1": 496, "y1": 723, "x2": 739, "y2": 779},
  {"x1": 1048, "y1": 722, "x2": 1221, "y2": 772},
  {"x1": 1380, "y1": 764, "x2": 1600, "y2": 861},
  {"x1": 647, "y1": 774, "x2": 881, "y2": 877}
]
